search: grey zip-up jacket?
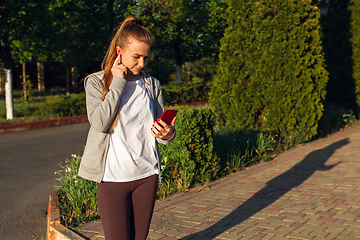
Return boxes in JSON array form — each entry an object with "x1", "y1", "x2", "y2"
[{"x1": 78, "y1": 70, "x2": 175, "y2": 183}]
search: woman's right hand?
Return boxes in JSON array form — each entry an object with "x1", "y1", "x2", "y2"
[{"x1": 111, "y1": 54, "x2": 127, "y2": 79}]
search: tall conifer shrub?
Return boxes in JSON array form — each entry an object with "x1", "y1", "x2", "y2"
[
  {"x1": 210, "y1": 0, "x2": 328, "y2": 148},
  {"x1": 350, "y1": 0, "x2": 360, "y2": 114},
  {"x1": 322, "y1": 0, "x2": 359, "y2": 116}
]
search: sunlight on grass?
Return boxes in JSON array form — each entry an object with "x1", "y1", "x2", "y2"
[{"x1": 0, "y1": 90, "x2": 85, "y2": 126}]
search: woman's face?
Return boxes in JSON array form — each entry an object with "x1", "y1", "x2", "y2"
[{"x1": 116, "y1": 38, "x2": 151, "y2": 76}]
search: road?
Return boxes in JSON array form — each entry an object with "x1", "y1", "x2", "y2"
[{"x1": 0, "y1": 122, "x2": 90, "y2": 240}]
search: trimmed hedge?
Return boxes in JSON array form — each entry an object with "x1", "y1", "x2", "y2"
[
  {"x1": 210, "y1": 0, "x2": 328, "y2": 148},
  {"x1": 16, "y1": 92, "x2": 86, "y2": 118},
  {"x1": 159, "y1": 106, "x2": 219, "y2": 192}
]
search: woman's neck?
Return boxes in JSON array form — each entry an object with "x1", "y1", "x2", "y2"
[{"x1": 125, "y1": 73, "x2": 141, "y2": 81}]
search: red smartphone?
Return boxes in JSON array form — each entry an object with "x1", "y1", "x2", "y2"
[{"x1": 159, "y1": 110, "x2": 178, "y2": 125}]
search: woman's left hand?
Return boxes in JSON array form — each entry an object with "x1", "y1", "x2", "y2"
[{"x1": 151, "y1": 117, "x2": 176, "y2": 140}]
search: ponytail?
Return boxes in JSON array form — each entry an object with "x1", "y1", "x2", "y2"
[{"x1": 101, "y1": 16, "x2": 152, "y2": 131}]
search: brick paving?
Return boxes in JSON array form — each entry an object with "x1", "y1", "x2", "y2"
[{"x1": 76, "y1": 123, "x2": 360, "y2": 239}]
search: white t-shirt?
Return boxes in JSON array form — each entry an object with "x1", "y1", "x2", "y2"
[{"x1": 102, "y1": 77, "x2": 158, "y2": 182}]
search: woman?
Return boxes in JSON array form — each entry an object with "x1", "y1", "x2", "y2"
[{"x1": 78, "y1": 16, "x2": 176, "y2": 240}]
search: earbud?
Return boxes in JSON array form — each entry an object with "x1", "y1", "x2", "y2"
[{"x1": 118, "y1": 50, "x2": 122, "y2": 56}]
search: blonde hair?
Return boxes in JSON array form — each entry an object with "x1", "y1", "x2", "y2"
[{"x1": 101, "y1": 16, "x2": 152, "y2": 130}]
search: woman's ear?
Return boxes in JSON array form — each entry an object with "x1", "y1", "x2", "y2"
[{"x1": 116, "y1": 46, "x2": 122, "y2": 56}]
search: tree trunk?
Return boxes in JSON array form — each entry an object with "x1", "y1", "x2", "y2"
[
  {"x1": 175, "y1": 54, "x2": 183, "y2": 82},
  {"x1": 71, "y1": 67, "x2": 78, "y2": 89},
  {"x1": 176, "y1": 65, "x2": 182, "y2": 82},
  {"x1": 37, "y1": 61, "x2": 45, "y2": 91},
  {"x1": 66, "y1": 62, "x2": 70, "y2": 95},
  {"x1": 174, "y1": 39, "x2": 183, "y2": 81},
  {"x1": 5, "y1": 69, "x2": 14, "y2": 119},
  {"x1": 185, "y1": 62, "x2": 191, "y2": 82},
  {"x1": 22, "y1": 62, "x2": 28, "y2": 104},
  {"x1": 0, "y1": 4, "x2": 14, "y2": 119}
]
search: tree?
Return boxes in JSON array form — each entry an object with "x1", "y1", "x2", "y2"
[
  {"x1": 210, "y1": 0, "x2": 328, "y2": 148},
  {"x1": 322, "y1": 0, "x2": 359, "y2": 116},
  {"x1": 129, "y1": 0, "x2": 226, "y2": 81},
  {"x1": 0, "y1": 2, "x2": 13, "y2": 119},
  {"x1": 1, "y1": 0, "x2": 64, "y2": 112},
  {"x1": 352, "y1": 0, "x2": 360, "y2": 114},
  {"x1": 1, "y1": 0, "x2": 136, "y2": 106},
  {"x1": 0, "y1": 0, "x2": 47, "y2": 118},
  {"x1": 45, "y1": 0, "x2": 136, "y2": 94}
]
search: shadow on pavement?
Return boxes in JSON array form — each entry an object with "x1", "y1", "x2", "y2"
[{"x1": 182, "y1": 138, "x2": 349, "y2": 239}]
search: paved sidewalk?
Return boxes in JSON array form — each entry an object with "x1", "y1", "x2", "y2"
[{"x1": 77, "y1": 123, "x2": 360, "y2": 240}]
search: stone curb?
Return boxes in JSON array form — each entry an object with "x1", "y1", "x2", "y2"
[
  {"x1": 47, "y1": 193, "x2": 84, "y2": 240},
  {"x1": 0, "y1": 115, "x2": 88, "y2": 134}
]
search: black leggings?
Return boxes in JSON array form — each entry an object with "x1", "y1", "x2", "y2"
[{"x1": 97, "y1": 174, "x2": 158, "y2": 240}]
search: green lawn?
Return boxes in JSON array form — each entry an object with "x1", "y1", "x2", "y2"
[{"x1": 0, "y1": 90, "x2": 83, "y2": 126}]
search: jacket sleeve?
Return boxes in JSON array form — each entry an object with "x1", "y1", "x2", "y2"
[
  {"x1": 153, "y1": 77, "x2": 176, "y2": 145},
  {"x1": 84, "y1": 74, "x2": 127, "y2": 133}
]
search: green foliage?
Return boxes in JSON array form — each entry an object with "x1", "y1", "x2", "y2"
[
  {"x1": 16, "y1": 92, "x2": 86, "y2": 118},
  {"x1": 159, "y1": 106, "x2": 219, "y2": 193},
  {"x1": 183, "y1": 57, "x2": 219, "y2": 83},
  {"x1": 129, "y1": 0, "x2": 226, "y2": 80},
  {"x1": 21, "y1": 79, "x2": 33, "y2": 103},
  {"x1": 317, "y1": 103, "x2": 356, "y2": 137},
  {"x1": 0, "y1": 90, "x2": 83, "y2": 125},
  {"x1": 1, "y1": 0, "x2": 136, "y2": 76},
  {"x1": 162, "y1": 77, "x2": 212, "y2": 105},
  {"x1": 55, "y1": 154, "x2": 99, "y2": 228},
  {"x1": 322, "y1": 0, "x2": 359, "y2": 116},
  {"x1": 161, "y1": 57, "x2": 219, "y2": 104},
  {"x1": 146, "y1": 52, "x2": 176, "y2": 86},
  {"x1": 350, "y1": 0, "x2": 360, "y2": 116},
  {"x1": 157, "y1": 178, "x2": 176, "y2": 200},
  {"x1": 1, "y1": 0, "x2": 49, "y2": 64},
  {"x1": 45, "y1": 0, "x2": 136, "y2": 75},
  {"x1": 214, "y1": 128, "x2": 276, "y2": 173},
  {"x1": 255, "y1": 132, "x2": 276, "y2": 159},
  {"x1": 210, "y1": 0, "x2": 328, "y2": 149}
]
